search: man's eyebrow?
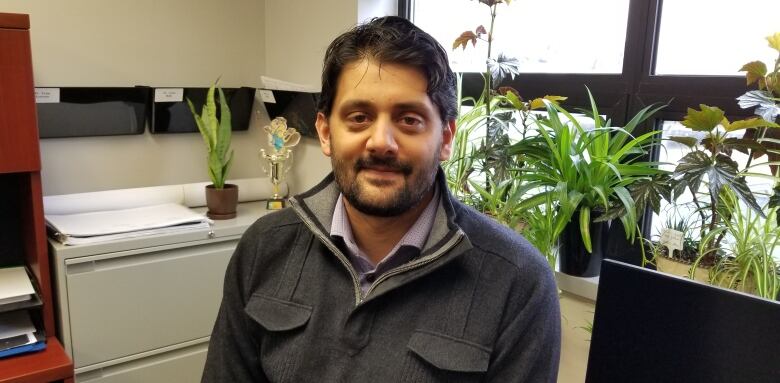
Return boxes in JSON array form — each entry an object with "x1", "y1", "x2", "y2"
[
  {"x1": 337, "y1": 100, "x2": 374, "y2": 111},
  {"x1": 394, "y1": 101, "x2": 430, "y2": 112}
]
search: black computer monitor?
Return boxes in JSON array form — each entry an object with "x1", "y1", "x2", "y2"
[{"x1": 586, "y1": 259, "x2": 780, "y2": 383}]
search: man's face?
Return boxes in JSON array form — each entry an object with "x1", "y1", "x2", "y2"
[{"x1": 315, "y1": 59, "x2": 455, "y2": 217}]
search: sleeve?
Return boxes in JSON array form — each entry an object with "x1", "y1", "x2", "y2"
[
  {"x1": 485, "y1": 262, "x2": 561, "y2": 383},
  {"x1": 201, "y1": 233, "x2": 270, "y2": 383}
]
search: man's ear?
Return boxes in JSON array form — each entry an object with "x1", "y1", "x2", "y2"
[
  {"x1": 315, "y1": 112, "x2": 332, "y2": 157},
  {"x1": 439, "y1": 119, "x2": 457, "y2": 161}
]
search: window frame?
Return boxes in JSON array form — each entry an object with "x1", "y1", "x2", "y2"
[{"x1": 402, "y1": 0, "x2": 761, "y2": 265}]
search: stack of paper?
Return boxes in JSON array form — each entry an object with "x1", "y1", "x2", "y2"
[
  {"x1": 46, "y1": 203, "x2": 212, "y2": 245},
  {"x1": 0, "y1": 267, "x2": 35, "y2": 306},
  {"x1": 0, "y1": 311, "x2": 45, "y2": 358}
]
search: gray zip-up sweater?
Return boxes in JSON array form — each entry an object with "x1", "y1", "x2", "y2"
[{"x1": 202, "y1": 171, "x2": 561, "y2": 382}]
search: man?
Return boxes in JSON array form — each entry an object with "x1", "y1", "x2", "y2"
[{"x1": 203, "y1": 16, "x2": 560, "y2": 382}]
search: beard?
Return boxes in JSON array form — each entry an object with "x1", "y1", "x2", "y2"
[{"x1": 332, "y1": 151, "x2": 439, "y2": 217}]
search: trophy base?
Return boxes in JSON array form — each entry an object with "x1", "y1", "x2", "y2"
[{"x1": 266, "y1": 198, "x2": 286, "y2": 210}]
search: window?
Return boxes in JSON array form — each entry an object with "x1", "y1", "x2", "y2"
[
  {"x1": 403, "y1": 0, "x2": 778, "y2": 265},
  {"x1": 655, "y1": 1, "x2": 780, "y2": 75},
  {"x1": 412, "y1": 0, "x2": 631, "y2": 73}
]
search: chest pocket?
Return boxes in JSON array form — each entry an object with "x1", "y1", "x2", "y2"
[
  {"x1": 245, "y1": 293, "x2": 312, "y2": 382},
  {"x1": 402, "y1": 330, "x2": 492, "y2": 382},
  {"x1": 244, "y1": 294, "x2": 312, "y2": 331}
]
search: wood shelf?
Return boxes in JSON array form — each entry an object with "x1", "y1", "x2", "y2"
[
  {"x1": 0, "y1": 12, "x2": 74, "y2": 382},
  {"x1": 0, "y1": 338, "x2": 73, "y2": 383}
]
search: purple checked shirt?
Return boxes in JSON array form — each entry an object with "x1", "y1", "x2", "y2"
[{"x1": 330, "y1": 186, "x2": 439, "y2": 296}]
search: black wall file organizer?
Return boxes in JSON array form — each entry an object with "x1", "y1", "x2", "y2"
[
  {"x1": 262, "y1": 90, "x2": 319, "y2": 138},
  {"x1": 151, "y1": 87, "x2": 255, "y2": 133},
  {"x1": 36, "y1": 87, "x2": 151, "y2": 138}
]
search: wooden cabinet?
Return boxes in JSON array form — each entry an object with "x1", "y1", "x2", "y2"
[
  {"x1": 0, "y1": 13, "x2": 40, "y2": 173},
  {"x1": 0, "y1": 12, "x2": 74, "y2": 383}
]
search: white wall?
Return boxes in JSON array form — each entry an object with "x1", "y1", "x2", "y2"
[
  {"x1": 3, "y1": 0, "x2": 396, "y2": 196},
  {"x1": 3, "y1": 0, "x2": 267, "y2": 195},
  {"x1": 262, "y1": 0, "x2": 397, "y2": 193},
  {"x1": 263, "y1": 0, "x2": 355, "y2": 193}
]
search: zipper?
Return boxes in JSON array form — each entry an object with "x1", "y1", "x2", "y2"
[
  {"x1": 363, "y1": 230, "x2": 465, "y2": 299},
  {"x1": 289, "y1": 198, "x2": 363, "y2": 306}
]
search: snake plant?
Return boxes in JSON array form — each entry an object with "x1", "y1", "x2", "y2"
[{"x1": 187, "y1": 83, "x2": 234, "y2": 189}]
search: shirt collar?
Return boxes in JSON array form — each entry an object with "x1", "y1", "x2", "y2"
[{"x1": 330, "y1": 184, "x2": 440, "y2": 267}]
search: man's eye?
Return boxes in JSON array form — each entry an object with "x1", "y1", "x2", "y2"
[
  {"x1": 347, "y1": 113, "x2": 371, "y2": 124},
  {"x1": 400, "y1": 116, "x2": 422, "y2": 126}
]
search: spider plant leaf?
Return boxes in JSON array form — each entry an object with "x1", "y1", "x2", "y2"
[{"x1": 579, "y1": 207, "x2": 592, "y2": 253}]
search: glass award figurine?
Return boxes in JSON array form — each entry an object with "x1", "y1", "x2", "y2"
[{"x1": 260, "y1": 117, "x2": 300, "y2": 210}]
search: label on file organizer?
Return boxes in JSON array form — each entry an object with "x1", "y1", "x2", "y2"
[
  {"x1": 34, "y1": 88, "x2": 60, "y2": 103},
  {"x1": 258, "y1": 89, "x2": 276, "y2": 103},
  {"x1": 154, "y1": 88, "x2": 184, "y2": 102},
  {"x1": 659, "y1": 228, "x2": 684, "y2": 256}
]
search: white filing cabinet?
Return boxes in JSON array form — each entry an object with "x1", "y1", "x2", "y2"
[{"x1": 49, "y1": 202, "x2": 269, "y2": 382}]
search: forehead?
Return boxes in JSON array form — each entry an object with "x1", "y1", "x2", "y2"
[{"x1": 332, "y1": 59, "x2": 433, "y2": 108}]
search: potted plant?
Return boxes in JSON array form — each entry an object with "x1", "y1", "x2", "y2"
[
  {"x1": 187, "y1": 82, "x2": 237, "y2": 219},
  {"x1": 667, "y1": 104, "x2": 777, "y2": 258},
  {"x1": 644, "y1": 209, "x2": 710, "y2": 282},
  {"x1": 514, "y1": 91, "x2": 669, "y2": 276},
  {"x1": 445, "y1": 0, "x2": 567, "y2": 246},
  {"x1": 691, "y1": 188, "x2": 779, "y2": 300}
]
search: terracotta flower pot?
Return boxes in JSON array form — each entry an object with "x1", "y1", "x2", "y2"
[{"x1": 205, "y1": 184, "x2": 238, "y2": 220}]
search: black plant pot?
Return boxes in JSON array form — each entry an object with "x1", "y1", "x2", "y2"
[{"x1": 559, "y1": 219, "x2": 609, "y2": 277}]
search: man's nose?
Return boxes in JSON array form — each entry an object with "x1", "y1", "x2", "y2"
[{"x1": 366, "y1": 116, "x2": 398, "y2": 156}]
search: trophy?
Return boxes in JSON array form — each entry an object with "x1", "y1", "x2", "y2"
[{"x1": 260, "y1": 117, "x2": 301, "y2": 210}]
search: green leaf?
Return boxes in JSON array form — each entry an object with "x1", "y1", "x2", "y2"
[
  {"x1": 682, "y1": 104, "x2": 725, "y2": 132},
  {"x1": 187, "y1": 98, "x2": 212, "y2": 150},
  {"x1": 599, "y1": 174, "x2": 672, "y2": 221},
  {"x1": 204, "y1": 84, "x2": 218, "y2": 149},
  {"x1": 767, "y1": 32, "x2": 780, "y2": 52},
  {"x1": 739, "y1": 61, "x2": 767, "y2": 86},
  {"x1": 579, "y1": 207, "x2": 592, "y2": 253},
  {"x1": 215, "y1": 87, "x2": 232, "y2": 161},
  {"x1": 529, "y1": 95, "x2": 566, "y2": 110},
  {"x1": 668, "y1": 136, "x2": 698, "y2": 148},
  {"x1": 723, "y1": 137, "x2": 767, "y2": 157},
  {"x1": 503, "y1": 89, "x2": 524, "y2": 111},
  {"x1": 673, "y1": 151, "x2": 763, "y2": 217},
  {"x1": 723, "y1": 117, "x2": 779, "y2": 132}
]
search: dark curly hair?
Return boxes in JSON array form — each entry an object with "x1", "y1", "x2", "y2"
[{"x1": 317, "y1": 16, "x2": 457, "y2": 123}]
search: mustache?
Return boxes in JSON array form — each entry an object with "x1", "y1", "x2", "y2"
[{"x1": 355, "y1": 155, "x2": 413, "y2": 176}]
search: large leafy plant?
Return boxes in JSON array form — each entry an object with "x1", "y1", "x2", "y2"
[
  {"x1": 514, "y1": 90, "x2": 669, "y2": 253},
  {"x1": 668, "y1": 104, "x2": 778, "y2": 255},
  {"x1": 187, "y1": 83, "x2": 234, "y2": 189},
  {"x1": 738, "y1": 32, "x2": 780, "y2": 223},
  {"x1": 445, "y1": 0, "x2": 566, "y2": 264}
]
